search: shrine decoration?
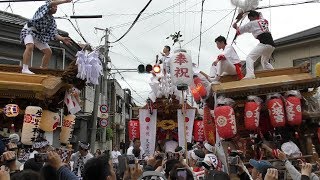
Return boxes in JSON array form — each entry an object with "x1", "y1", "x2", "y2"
[
  {"x1": 60, "y1": 114, "x2": 76, "y2": 145},
  {"x1": 157, "y1": 120, "x2": 177, "y2": 130},
  {"x1": 244, "y1": 96, "x2": 262, "y2": 130},
  {"x1": 40, "y1": 110, "x2": 60, "y2": 132},
  {"x1": 76, "y1": 49, "x2": 103, "y2": 85},
  {"x1": 4, "y1": 104, "x2": 19, "y2": 117},
  {"x1": 193, "y1": 119, "x2": 205, "y2": 142},
  {"x1": 203, "y1": 106, "x2": 216, "y2": 145},
  {"x1": 128, "y1": 119, "x2": 140, "y2": 140},
  {"x1": 284, "y1": 90, "x2": 302, "y2": 126},
  {"x1": 21, "y1": 106, "x2": 42, "y2": 145},
  {"x1": 190, "y1": 87, "x2": 201, "y2": 104},
  {"x1": 267, "y1": 93, "x2": 286, "y2": 127}
]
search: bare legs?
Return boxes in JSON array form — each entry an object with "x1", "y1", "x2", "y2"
[{"x1": 21, "y1": 45, "x2": 52, "y2": 74}]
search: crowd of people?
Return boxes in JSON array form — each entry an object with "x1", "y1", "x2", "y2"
[{"x1": 0, "y1": 135, "x2": 318, "y2": 180}]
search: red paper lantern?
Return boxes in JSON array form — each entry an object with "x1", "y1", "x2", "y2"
[
  {"x1": 194, "y1": 76, "x2": 207, "y2": 98},
  {"x1": 214, "y1": 105, "x2": 237, "y2": 139},
  {"x1": 191, "y1": 88, "x2": 201, "y2": 104},
  {"x1": 267, "y1": 98, "x2": 286, "y2": 127},
  {"x1": 203, "y1": 106, "x2": 216, "y2": 145},
  {"x1": 128, "y1": 119, "x2": 140, "y2": 140},
  {"x1": 193, "y1": 120, "x2": 205, "y2": 142},
  {"x1": 244, "y1": 101, "x2": 261, "y2": 130},
  {"x1": 285, "y1": 96, "x2": 302, "y2": 126}
]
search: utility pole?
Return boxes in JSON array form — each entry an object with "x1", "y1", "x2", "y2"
[
  {"x1": 101, "y1": 28, "x2": 110, "y2": 150},
  {"x1": 90, "y1": 28, "x2": 110, "y2": 152}
]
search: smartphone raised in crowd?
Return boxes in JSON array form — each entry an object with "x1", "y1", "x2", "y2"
[{"x1": 176, "y1": 168, "x2": 188, "y2": 180}]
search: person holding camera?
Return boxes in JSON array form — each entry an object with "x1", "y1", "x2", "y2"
[{"x1": 277, "y1": 149, "x2": 319, "y2": 180}]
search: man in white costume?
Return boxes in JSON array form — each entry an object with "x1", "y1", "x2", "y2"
[{"x1": 233, "y1": 10, "x2": 275, "y2": 79}]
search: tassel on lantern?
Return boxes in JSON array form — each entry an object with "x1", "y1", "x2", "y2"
[
  {"x1": 60, "y1": 114, "x2": 76, "y2": 145},
  {"x1": 21, "y1": 106, "x2": 42, "y2": 145}
]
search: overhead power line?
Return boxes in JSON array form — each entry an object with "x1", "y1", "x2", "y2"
[
  {"x1": 196, "y1": 0, "x2": 205, "y2": 66},
  {"x1": 183, "y1": 9, "x2": 234, "y2": 47},
  {"x1": 110, "y1": 0, "x2": 188, "y2": 29},
  {"x1": 108, "y1": 0, "x2": 153, "y2": 43}
]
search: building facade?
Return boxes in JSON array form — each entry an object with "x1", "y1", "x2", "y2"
[{"x1": 273, "y1": 25, "x2": 320, "y2": 75}]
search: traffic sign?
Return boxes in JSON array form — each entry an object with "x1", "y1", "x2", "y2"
[
  {"x1": 99, "y1": 104, "x2": 108, "y2": 113},
  {"x1": 99, "y1": 118, "x2": 108, "y2": 128}
]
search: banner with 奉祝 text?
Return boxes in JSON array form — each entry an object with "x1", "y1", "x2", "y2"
[{"x1": 139, "y1": 109, "x2": 157, "y2": 156}]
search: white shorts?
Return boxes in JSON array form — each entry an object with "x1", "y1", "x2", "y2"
[{"x1": 24, "y1": 34, "x2": 50, "y2": 50}]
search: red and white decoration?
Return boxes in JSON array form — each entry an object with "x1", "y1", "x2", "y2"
[
  {"x1": 128, "y1": 119, "x2": 140, "y2": 141},
  {"x1": 193, "y1": 120, "x2": 205, "y2": 142},
  {"x1": 64, "y1": 87, "x2": 81, "y2": 115},
  {"x1": 267, "y1": 95, "x2": 286, "y2": 127},
  {"x1": 214, "y1": 105, "x2": 237, "y2": 139},
  {"x1": 40, "y1": 110, "x2": 60, "y2": 132},
  {"x1": 139, "y1": 109, "x2": 157, "y2": 156},
  {"x1": 193, "y1": 76, "x2": 207, "y2": 98},
  {"x1": 244, "y1": 96, "x2": 262, "y2": 130},
  {"x1": 178, "y1": 109, "x2": 195, "y2": 148},
  {"x1": 170, "y1": 51, "x2": 193, "y2": 86},
  {"x1": 60, "y1": 114, "x2": 76, "y2": 145},
  {"x1": 203, "y1": 106, "x2": 216, "y2": 145},
  {"x1": 21, "y1": 106, "x2": 42, "y2": 145},
  {"x1": 285, "y1": 96, "x2": 302, "y2": 126},
  {"x1": 4, "y1": 104, "x2": 19, "y2": 117}
]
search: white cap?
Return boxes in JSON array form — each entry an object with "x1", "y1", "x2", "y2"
[{"x1": 204, "y1": 143, "x2": 215, "y2": 153}]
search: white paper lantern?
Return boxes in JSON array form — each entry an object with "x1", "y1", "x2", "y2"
[
  {"x1": 170, "y1": 50, "x2": 193, "y2": 87},
  {"x1": 230, "y1": 0, "x2": 259, "y2": 12},
  {"x1": 21, "y1": 106, "x2": 42, "y2": 145},
  {"x1": 60, "y1": 114, "x2": 76, "y2": 145},
  {"x1": 40, "y1": 110, "x2": 60, "y2": 132}
]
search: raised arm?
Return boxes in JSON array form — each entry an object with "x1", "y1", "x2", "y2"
[{"x1": 50, "y1": 0, "x2": 72, "y2": 7}]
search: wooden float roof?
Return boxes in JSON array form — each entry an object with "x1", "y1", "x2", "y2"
[
  {"x1": 0, "y1": 71, "x2": 65, "y2": 100},
  {"x1": 212, "y1": 62, "x2": 320, "y2": 98}
]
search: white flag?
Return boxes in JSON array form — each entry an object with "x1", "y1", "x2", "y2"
[
  {"x1": 177, "y1": 109, "x2": 195, "y2": 148},
  {"x1": 139, "y1": 109, "x2": 157, "y2": 156}
]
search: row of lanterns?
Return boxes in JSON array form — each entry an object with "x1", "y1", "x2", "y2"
[
  {"x1": 213, "y1": 92, "x2": 302, "y2": 140},
  {"x1": 3, "y1": 105, "x2": 75, "y2": 145}
]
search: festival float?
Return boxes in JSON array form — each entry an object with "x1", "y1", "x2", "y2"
[{"x1": 0, "y1": 46, "x2": 103, "y2": 148}]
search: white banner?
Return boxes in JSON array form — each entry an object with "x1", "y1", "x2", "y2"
[
  {"x1": 178, "y1": 109, "x2": 196, "y2": 148},
  {"x1": 139, "y1": 109, "x2": 157, "y2": 156}
]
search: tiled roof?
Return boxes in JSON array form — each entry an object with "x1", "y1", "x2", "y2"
[
  {"x1": 0, "y1": 10, "x2": 68, "y2": 35},
  {"x1": 0, "y1": 10, "x2": 28, "y2": 26},
  {"x1": 274, "y1": 25, "x2": 320, "y2": 46}
]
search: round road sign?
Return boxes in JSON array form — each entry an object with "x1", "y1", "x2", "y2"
[
  {"x1": 100, "y1": 104, "x2": 108, "y2": 113},
  {"x1": 99, "y1": 119, "x2": 108, "y2": 128}
]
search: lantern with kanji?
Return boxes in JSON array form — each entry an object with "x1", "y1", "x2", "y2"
[
  {"x1": 285, "y1": 96, "x2": 302, "y2": 126},
  {"x1": 214, "y1": 105, "x2": 237, "y2": 139},
  {"x1": 40, "y1": 110, "x2": 60, "y2": 132},
  {"x1": 4, "y1": 104, "x2": 19, "y2": 117},
  {"x1": 193, "y1": 119, "x2": 205, "y2": 142},
  {"x1": 21, "y1": 106, "x2": 42, "y2": 145},
  {"x1": 244, "y1": 96, "x2": 262, "y2": 130},
  {"x1": 203, "y1": 106, "x2": 216, "y2": 145},
  {"x1": 128, "y1": 119, "x2": 140, "y2": 140},
  {"x1": 267, "y1": 95, "x2": 286, "y2": 127},
  {"x1": 170, "y1": 50, "x2": 193, "y2": 87},
  {"x1": 60, "y1": 114, "x2": 76, "y2": 145},
  {"x1": 193, "y1": 76, "x2": 207, "y2": 98}
]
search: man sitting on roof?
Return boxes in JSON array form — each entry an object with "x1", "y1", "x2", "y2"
[{"x1": 20, "y1": 0, "x2": 72, "y2": 74}]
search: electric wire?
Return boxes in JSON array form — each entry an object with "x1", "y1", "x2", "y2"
[
  {"x1": 102, "y1": 9, "x2": 234, "y2": 16},
  {"x1": 226, "y1": 7, "x2": 237, "y2": 40},
  {"x1": 110, "y1": 63, "x2": 146, "y2": 104},
  {"x1": 110, "y1": 33, "x2": 145, "y2": 64},
  {"x1": 108, "y1": 0, "x2": 153, "y2": 43},
  {"x1": 183, "y1": 9, "x2": 234, "y2": 47},
  {"x1": 196, "y1": 0, "x2": 205, "y2": 66},
  {"x1": 110, "y1": 0, "x2": 188, "y2": 29}
]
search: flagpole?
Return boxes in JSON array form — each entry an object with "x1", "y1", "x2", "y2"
[{"x1": 181, "y1": 89, "x2": 188, "y2": 164}]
